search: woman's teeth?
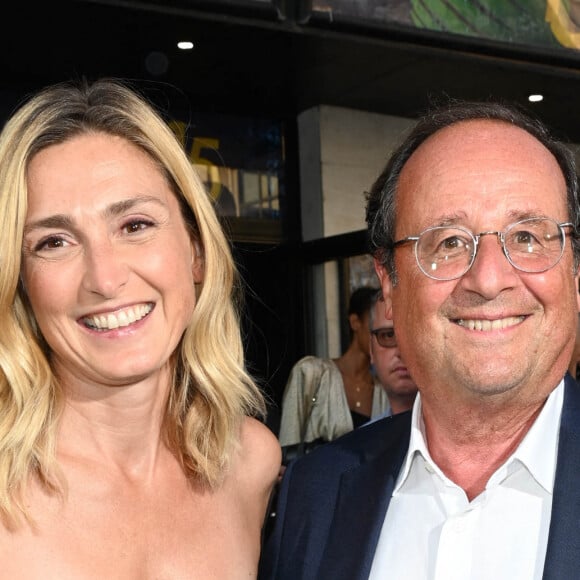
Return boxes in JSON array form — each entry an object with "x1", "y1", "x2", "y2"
[{"x1": 83, "y1": 303, "x2": 153, "y2": 330}]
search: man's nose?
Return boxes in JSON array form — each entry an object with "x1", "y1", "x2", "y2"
[{"x1": 460, "y1": 233, "x2": 519, "y2": 298}]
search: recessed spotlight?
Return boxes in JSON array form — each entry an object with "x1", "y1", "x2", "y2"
[
  {"x1": 177, "y1": 41, "x2": 194, "y2": 50},
  {"x1": 145, "y1": 51, "x2": 169, "y2": 76},
  {"x1": 528, "y1": 94, "x2": 543, "y2": 103}
]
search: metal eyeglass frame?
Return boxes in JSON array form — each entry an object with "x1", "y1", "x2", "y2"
[{"x1": 391, "y1": 217, "x2": 575, "y2": 281}]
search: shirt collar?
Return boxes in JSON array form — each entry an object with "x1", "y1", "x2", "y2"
[
  {"x1": 395, "y1": 380, "x2": 565, "y2": 494},
  {"x1": 506, "y1": 379, "x2": 563, "y2": 493}
]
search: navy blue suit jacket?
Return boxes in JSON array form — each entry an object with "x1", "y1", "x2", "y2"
[{"x1": 260, "y1": 375, "x2": 580, "y2": 580}]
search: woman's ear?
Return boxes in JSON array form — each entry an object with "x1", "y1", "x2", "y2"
[
  {"x1": 192, "y1": 240, "x2": 204, "y2": 284},
  {"x1": 349, "y1": 312, "x2": 361, "y2": 332}
]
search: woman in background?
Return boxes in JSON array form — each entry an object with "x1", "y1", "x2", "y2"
[{"x1": 278, "y1": 286, "x2": 389, "y2": 457}]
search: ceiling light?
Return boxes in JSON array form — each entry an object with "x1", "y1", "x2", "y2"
[
  {"x1": 177, "y1": 41, "x2": 194, "y2": 50},
  {"x1": 528, "y1": 94, "x2": 543, "y2": 103}
]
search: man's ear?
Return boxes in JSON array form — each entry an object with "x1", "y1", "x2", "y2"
[
  {"x1": 192, "y1": 240, "x2": 205, "y2": 284},
  {"x1": 575, "y1": 265, "x2": 580, "y2": 313},
  {"x1": 374, "y1": 258, "x2": 394, "y2": 319}
]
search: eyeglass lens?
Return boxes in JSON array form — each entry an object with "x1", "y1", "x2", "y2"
[
  {"x1": 415, "y1": 218, "x2": 566, "y2": 281},
  {"x1": 372, "y1": 328, "x2": 397, "y2": 348}
]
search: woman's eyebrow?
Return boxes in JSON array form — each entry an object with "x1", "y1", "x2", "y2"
[
  {"x1": 24, "y1": 214, "x2": 74, "y2": 234},
  {"x1": 23, "y1": 195, "x2": 167, "y2": 234},
  {"x1": 103, "y1": 195, "x2": 166, "y2": 218}
]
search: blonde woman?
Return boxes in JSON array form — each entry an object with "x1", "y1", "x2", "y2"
[{"x1": 0, "y1": 78, "x2": 280, "y2": 578}]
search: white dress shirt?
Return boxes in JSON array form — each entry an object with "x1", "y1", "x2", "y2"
[{"x1": 369, "y1": 380, "x2": 564, "y2": 580}]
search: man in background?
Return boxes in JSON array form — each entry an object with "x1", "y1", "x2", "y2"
[{"x1": 369, "y1": 291, "x2": 417, "y2": 415}]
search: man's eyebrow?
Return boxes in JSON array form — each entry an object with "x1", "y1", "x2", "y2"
[
  {"x1": 24, "y1": 195, "x2": 167, "y2": 234},
  {"x1": 428, "y1": 209, "x2": 548, "y2": 228}
]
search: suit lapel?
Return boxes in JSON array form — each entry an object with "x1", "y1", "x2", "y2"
[
  {"x1": 318, "y1": 422, "x2": 410, "y2": 580},
  {"x1": 543, "y1": 376, "x2": 580, "y2": 579}
]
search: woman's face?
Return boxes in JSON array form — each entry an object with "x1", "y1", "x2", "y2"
[{"x1": 21, "y1": 132, "x2": 204, "y2": 388}]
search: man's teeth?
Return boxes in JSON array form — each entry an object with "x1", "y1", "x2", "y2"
[
  {"x1": 84, "y1": 304, "x2": 153, "y2": 330},
  {"x1": 456, "y1": 316, "x2": 524, "y2": 331}
]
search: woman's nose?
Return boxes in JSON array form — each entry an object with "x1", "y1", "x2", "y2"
[{"x1": 81, "y1": 242, "x2": 129, "y2": 298}]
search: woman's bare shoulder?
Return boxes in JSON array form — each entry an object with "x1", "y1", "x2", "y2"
[{"x1": 237, "y1": 417, "x2": 281, "y2": 486}]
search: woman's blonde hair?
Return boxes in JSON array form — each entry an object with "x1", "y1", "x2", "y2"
[{"x1": 0, "y1": 78, "x2": 266, "y2": 528}]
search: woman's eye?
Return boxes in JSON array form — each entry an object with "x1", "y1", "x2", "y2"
[
  {"x1": 34, "y1": 236, "x2": 67, "y2": 252},
  {"x1": 123, "y1": 219, "x2": 153, "y2": 234}
]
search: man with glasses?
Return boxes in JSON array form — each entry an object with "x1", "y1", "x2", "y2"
[
  {"x1": 369, "y1": 290, "x2": 417, "y2": 416},
  {"x1": 260, "y1": 100, "x2": 580, "y2": 580}
]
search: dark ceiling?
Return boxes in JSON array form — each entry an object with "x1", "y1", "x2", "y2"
[{"x1": 3, "y1": 0, "x2": 580, "y2": 142}]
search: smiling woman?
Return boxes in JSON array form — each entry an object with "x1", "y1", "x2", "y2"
[{"x1": 0, "y1": 78, "x2": 280, "y2": 578}]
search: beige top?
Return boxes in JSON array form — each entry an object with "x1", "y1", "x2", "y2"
[{"x1": 278, "y1": 355, "x2": 390, "y2": 447}]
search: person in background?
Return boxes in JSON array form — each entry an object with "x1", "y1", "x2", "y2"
[
  {"x1": 277, "y1": 286, "x2": 389, "y2": 455},
  {"x1": 0, "y1": 78, "x2": 280, "y2": 578},
  {"x1": 568, "y1": 279, "x2": 580, "y2": 380},
  {"x1": 260, "y1": 100, "x2": 580, "y2": 580},
  {"x1": 369, "y1": 290, "x2": 417, "y2": 415}
]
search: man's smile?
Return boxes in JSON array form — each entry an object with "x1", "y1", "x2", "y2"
[{"x1": 454, "y1": 315, "x2": 526, "y2": 331}]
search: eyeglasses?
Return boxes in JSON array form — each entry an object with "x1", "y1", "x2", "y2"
[
  {"x1": 371, "y1": 327, "x2": 397, "y2": 348},
  {"x1": 392, "y1": 217, "x2": 575, "y2": 281}
]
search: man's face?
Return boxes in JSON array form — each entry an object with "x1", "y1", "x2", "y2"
[
  {"x1": 370, "y1": 299, "x2": 417, "y2": 400},
  {"x1": 376, "y1": 120, "x2": 580, "y2": 407}
]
